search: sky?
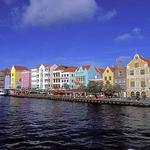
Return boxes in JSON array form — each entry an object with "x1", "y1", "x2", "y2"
[{"x1": 0, "y1": 0, "x2": 150, "y2": 69}]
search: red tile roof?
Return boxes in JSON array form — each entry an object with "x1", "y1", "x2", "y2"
[
  {"x1": 82, "y1": 65, "x2": 91, "y2": 70},
  {"x1": 63, "y1": 67, "x2": 78, "y2": 72},
  {"x1": 140, "y1": 56, "x2": 150, "y2": 67},
  {"x1": 76, "y1": 65, "x2": 91, "y2": 71},
  {"x1": 109, "y1": 66, "x2": 117, "y2": 72},
  {"x1": 95, "y1": 67, "x2": 104, "y2": 73},
  {"x1": 55, "y1": 65, "x2": 70, "y2": 71},
  {"x1": 2, "y1": 68, "x2": 10, "y2": 76},
  {"x1": 14, "y1": 66, "x2": 28, "y2": 71}
]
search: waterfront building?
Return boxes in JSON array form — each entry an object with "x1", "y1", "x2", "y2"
[
  {"x1": 114, "y1": 66, "x2": 126, "y2": 88},
  {"x1": 31, "y1": 64, "x2": 58, "y2": 90},
  {"x1": 127, "y1": 54, "x2": 150, "y2": 98},
  {"x1": 11, "y1": 66, "x2": 28, "y2": 89},
  {"x1": 0, "y1": 69, "x2": 10, "y2": 89},
  {"x1": 31, "y1": 68, "x2": 39, "y2": 89},
  {"x1": 60, "y1": 67, "x2": 78, "y2": 89},
  {"x1": 102, "y1": 66, "x2": 116, "y2": 85},
  {"x1": 53, "y1": 65, "x2": 69, "y2": 89},
  {"x1": 21, "y1": 70, "x2": 31, "y2": 89},
  {"x1": 75, "y1": 65, "x2": 102, "y2": 88},
  {"x1": 38, "y1": 64, "x2": 58, "y2": 90}
]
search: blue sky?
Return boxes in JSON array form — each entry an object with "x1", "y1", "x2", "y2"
[{"x1": 0, "y1": 0, "x2": 150, "y2": 69}]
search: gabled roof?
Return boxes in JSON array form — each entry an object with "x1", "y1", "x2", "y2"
[
  {"x1": 13, "y1": 66, "x2": 28, "y2": 71},
  {"x1": 54, "y1": 65, "x2": 69, "y2": 71},
  {"x1": 96, "y1": 68, "x2": 104, "y2": 73},
  {"x1": 43, "y1": 64, "x2": 53, "y2": 67},
  {"x1": 76, "y1": 65, "x2": 91, "y2": 71},
  {"x1": 139, "y1": 56, "x2": 150, "y2": 67},
  {"x1": 1, "y1": 68, "x2": 10, "y2": 76},
  {"x1": 63, "y1": 66, "x2": 78, "y2": 73},
  {"x1": 82, "y1": 65, "x2": 91, "y2": 70}
]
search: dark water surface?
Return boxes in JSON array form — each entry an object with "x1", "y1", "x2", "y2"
[{"x1": 0, "y1": 96, "x2": 150, "y2": 150}]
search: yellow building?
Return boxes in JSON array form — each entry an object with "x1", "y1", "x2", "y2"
[
  {"x1": 102, "y1": 66, "x2": 116, "y2": 85},
  {"x1": 127, "y1": 54, "x2": 150, "y2": 98},
  {"x1": 11, "y1": 65, "x2": 28, "y2": 89}
]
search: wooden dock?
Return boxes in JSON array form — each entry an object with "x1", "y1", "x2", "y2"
[{"x1": 9, "y1": 93, "x2": 150, "y2": 107}]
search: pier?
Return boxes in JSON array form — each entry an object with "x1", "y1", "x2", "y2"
[{"x1": 9, "y1": 93, "x2": 150, "y2": 107}]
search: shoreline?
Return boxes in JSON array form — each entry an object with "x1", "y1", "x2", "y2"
[{"x1": 8, "y1": 94, "x2": 150, "y2": 107}]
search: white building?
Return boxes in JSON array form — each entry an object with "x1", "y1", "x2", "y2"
[
  {"x1": 53, "y1": 66, "x2": 68, "y2": 89},
  {"x1": 38, "y1": 64, "x2": 58, "y2": 90},
  {"x1": 60, "y1": 67, "x2": 77, "y2": 89},
  {"x1": 31, "y1": 68, "x2": 39, "y2": 89},
  {"x1": 31, "y1": 64, "x2": 57, "y2": 90}
]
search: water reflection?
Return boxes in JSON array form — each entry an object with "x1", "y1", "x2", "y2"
[{"x1": 0, "y1": 96, "x2": 150, "y2": 150}]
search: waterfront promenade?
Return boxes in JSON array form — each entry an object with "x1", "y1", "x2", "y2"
[{"x1": 9, "y1": 93, "x2": 150, "y2": 107}]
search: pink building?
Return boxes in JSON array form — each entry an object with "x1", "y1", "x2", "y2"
[{"x1": 21, "y1": 70, "x2": 31, "y2": 89}]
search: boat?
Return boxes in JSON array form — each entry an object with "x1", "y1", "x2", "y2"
[{"x1": 0, "y1": 89, "x2": 7, "y2": 96}]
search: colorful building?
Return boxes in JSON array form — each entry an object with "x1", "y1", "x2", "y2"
[
  {"x1": 102, "y1": 66, "x2": 116, "y2": 85},
  {"x1": 53, "y1": 65, "x2": 69, "y2": 89},
  {"x1": 31, "y1": 68, "x2": 39, "y2": 89},
  {"x1": 21, "y1": 70, "x2": 31, "y2": 89},
  {"x1": 11, "y1": 66, "x2": 28, "y2": 89},
  {"x1": 60, "y1": 66, "x2": 78, "y2": 89},
  {"x1": 0, "y1": 69, "x2": 10, "y2": 90},
  {"x1": 75, "y1": 65, "x2": 102, "y2": 88},
  {"x1": 38, "y1": 64, "x2": 58, "y2": 90},
  {"x1": 127, "y1": 54, "x2": 150, "y2": 98}
]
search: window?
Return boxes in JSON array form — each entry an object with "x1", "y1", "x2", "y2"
[
  {"x1": 135, "y1": 63, "x2": 139, "y2": 68},
  {"x1": 118, "y1": 70, "x2": 123, "y2": 77},
  {"x1": 109, "y1": 76, "x2": 111, "y2": 80},
  {"x1": 105, "y1": 76, "x2": 107, "y2": 80},
  {"x1": 130, "y1": 81, "x2": 135, "y2": 87},
  {"x1": 130, "y1": 70, "x2": 134, "y2": 75},
  {"x1": 140, "y1": 69, "x2": 145, "y2": 75},
  {"x1": 141, "y1": 81, "x2": 145, "y2": 87},
  {"x1": 107, "y1": 70, "x2": 109, "y2": 73}
]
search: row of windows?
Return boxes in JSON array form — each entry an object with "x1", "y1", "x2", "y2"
[
  {"x1": 53, "y1": 79, "x2": 60, "y2": 83},
  {"x1": 105, "y1": 76, "x2": 112, "y2": 81},
  {"x1": 130, "y1": 69, "x2": 146, "y2": 75},
  {"x1": 130, "y1": 81, "x2": 146, "y2": 87}
]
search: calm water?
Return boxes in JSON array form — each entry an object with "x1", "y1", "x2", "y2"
[{"x1": 0, "y1": 97, "x2": 150, "y2": 150}]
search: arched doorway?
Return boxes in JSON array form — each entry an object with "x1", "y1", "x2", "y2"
[
  {"x1": 136, "y1": 91, "x2": 140, "y2": 97},
  {"x1": 131, "y1": 91, "x2": 135, "y2": 97},
  {"x1": 141, "y1": 91, "x2": 146, "y2": 99}
]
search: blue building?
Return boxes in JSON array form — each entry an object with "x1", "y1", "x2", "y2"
[{"x1": 75, "y1": 65, "x2": 103, "y2": 88}]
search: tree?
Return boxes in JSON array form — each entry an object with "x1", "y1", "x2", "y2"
[
  {"x1": 103, "y1": 84, "x2": 114, "y2": 98},
  {"x1": 63, "y1": 83, "x2": 70, "y2": 90},
  {"x1": 87, "y1": 81, "x2": 103, "y2": 98},
  {"x1": 78, "y1": 84, "x2": 87, "y2": 90},
  {"x1": 113, "y1": 84, "x2": 123, "y2": 97}
]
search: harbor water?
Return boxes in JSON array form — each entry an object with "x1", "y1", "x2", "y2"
[{"x1": 0, "y1": 96, "x2": 150, "y2": 150}]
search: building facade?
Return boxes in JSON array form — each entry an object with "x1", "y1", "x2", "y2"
[
  {"x1": 127, "y1": 54, "x2": 150, "y2": 98},
  {"x1": 60, "y1": 67, "x2": 77, "y2": 89},
  {"x1": 11, "y1": 66, "x2": 28, "y2": 89},
  {"x1": 75, "y1": 65, "x2": 102, "y2": 88},
  {"x1": 114, "y1": 65, "x2": 126, "y2": 90},
  {"x1": 53, "y1": 66, "x2": 69, "y2": 89},
  {"x1": 21, "y1": 70, "x2": 31, "y2": 89},
  {"x1": 0, "y1": 69, "x2": 10, "y2": 89},
  {"x1": 31, "y1": 68, "x2": 39, "y2": 89},
  {"x1": 102, "y1": 66, "x2": 115, "y2": 85},
  {"x1": 31, "y1": 64, "x2": 58, "y2": 90},
  {"x1": 38, "y1": 64, "x2": 58, "y2": 90}
]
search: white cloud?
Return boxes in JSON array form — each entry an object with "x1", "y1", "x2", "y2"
[
  {"x1": 98, "y1": 9, "x2": 117, "y2": 22},
  {"x1": 22, "y1": 0, "x2": 99, "y2": 26},
  {"x1": 115, "y1": 27, "x2": 144, "y2": 41}
]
